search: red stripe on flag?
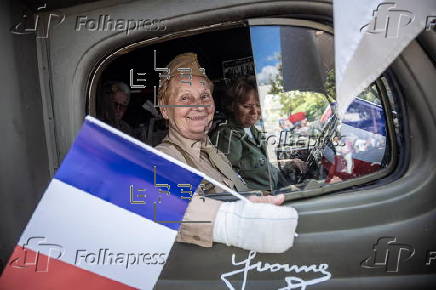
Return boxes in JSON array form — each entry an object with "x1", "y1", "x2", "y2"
[
  {"x1": 0, "y1": 246, "x2": 134, "y2": 290},
  {"x1": 322, "y1": 156, "x2": 381, "y2": 182}
]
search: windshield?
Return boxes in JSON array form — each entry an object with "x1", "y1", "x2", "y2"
[{"x1": 249, "y1": 25, "x2": 388, "y2": 192}]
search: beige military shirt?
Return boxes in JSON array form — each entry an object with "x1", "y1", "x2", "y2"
[{"x1": 155, "y1": 128, "x2": 246, "y2": 247}]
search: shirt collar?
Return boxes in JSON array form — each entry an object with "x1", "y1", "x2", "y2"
[
  {"x1": 167, "y1": 127, "x2": 209, "y2": 160},
  {"x1": 228, "y1": 116, "x2": 259, "y2": 141},
  {"x1": 228, "y1": 116, "x2": 244, "y2": 129}
]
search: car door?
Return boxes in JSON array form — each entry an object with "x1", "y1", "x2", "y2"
[{"x1": 35, "y1": 0, "x2": 436, "y2": 289}]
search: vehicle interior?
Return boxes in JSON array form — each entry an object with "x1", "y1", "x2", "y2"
[
  {"x1": 92, "y1": 21, "x2": 397, "y2": 200},
  {"x1": 3, "y1": 0, "x2": 436, "y2": 288},
  {"x1": 96, "y1": 26, "x2": 254, "y2": 144}
]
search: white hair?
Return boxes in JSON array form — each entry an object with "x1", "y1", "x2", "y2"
[{"x1": 110, "y1": 81, "x2": 130, "y2": 97}]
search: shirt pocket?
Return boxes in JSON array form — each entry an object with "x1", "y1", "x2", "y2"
[{"x1": 239, "y1": 151, "x2": 267, "y2": 171}]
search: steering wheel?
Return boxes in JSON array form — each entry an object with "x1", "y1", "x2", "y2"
[{"x1": 296, "y1": 113, "x2": 339, "y2": 184}]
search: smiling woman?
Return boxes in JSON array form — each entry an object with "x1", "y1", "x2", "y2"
[
  {"x1": 153, "y1": 53, "x2": 298, "y2": 253},
  {"x1": 158, "y1": 54, "x2": 215, "y2": 140},
  {"x1": 160, "y1": 75, "x2": 214, "y2": 140},
  {"x1": 155, "y1": 53, "x2": 247, "y2": 194}
]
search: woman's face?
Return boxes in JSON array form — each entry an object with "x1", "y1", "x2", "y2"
[
  {"x1": 112, "y1": 91, "x2": 129, "y2": 121},
  {"x1": 234, "y1": 89, "x2": 261, "y2": 128},
  {"x1": 161, "y1": 76, "x2": 215, "y2": 140}
]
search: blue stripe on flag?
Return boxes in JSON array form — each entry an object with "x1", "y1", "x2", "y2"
[
  {"x1": 55, "y1": 119, "x2": 203, "y2": 231},
  {"x1": 343, "y1": 98, "x2": 387, "y2": 136}
]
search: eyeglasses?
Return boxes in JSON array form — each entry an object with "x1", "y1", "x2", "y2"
[{"x1": 113, "y1": 101, "x2": 128, "y2": 111}]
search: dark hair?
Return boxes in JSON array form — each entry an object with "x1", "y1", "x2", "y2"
[{"x1": 230, "y1": 76, "x2": 259, "y2": 106}]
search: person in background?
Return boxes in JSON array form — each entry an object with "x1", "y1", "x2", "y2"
[
  {"x1": 211, "y1": 77, "x2": 307, "y2": 191},
  {"x1": 290, "y1": 111, "x2": 309, "y2": 135},
  {"x1": 98, "y1": 81, "x2": 133, "y2": 136},
  {"x1": 155, "y1": 53, "x2": 298, "y2": 253},
  {"x1": 279, "y1": 118, "x2": 294, "y2": 131}
]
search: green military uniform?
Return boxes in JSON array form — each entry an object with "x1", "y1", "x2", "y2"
[{"x1": 210, "y1": 117, "x2": 286, "y2": 191}]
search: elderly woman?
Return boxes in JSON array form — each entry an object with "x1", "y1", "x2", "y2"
[
  {"x1": 155, "y1": 53, "x2": 298, "y2": 253},
  {"x1": 211, "y1": 77, "x2": 307, "y2": 191}
]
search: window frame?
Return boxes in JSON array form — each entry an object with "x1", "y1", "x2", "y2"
[
  {"x1": 86, "y1": 17, "x2": 406, "y2": 203},
  {"x1": 246, "y1": 18, "x2": 404, "y2": 201},
  {"x1": 276, "y1": 76, "x2": 401, "y2": 202}
]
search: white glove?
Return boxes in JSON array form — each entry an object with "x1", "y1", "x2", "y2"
[{"x1": 213, "y1": 200, "x2": 298, "y2": 253}]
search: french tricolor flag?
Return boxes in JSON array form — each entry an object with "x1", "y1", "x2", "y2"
[
  {"x1": 322, "y1": 98, "x2": 387, "y2": 180},
  {"x1": 0, "y1": 116, "x2": 226, "y2": 289}
]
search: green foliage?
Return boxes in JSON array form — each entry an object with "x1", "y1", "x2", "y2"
[
  {"x1": 357, "y1": 85, "x2": 381, "y2": 105},
  {"x1": 267, "y1": 61, "x2": 330, "y2": 122},
  {"x1": 324, "y1": 69, "x2": 336, "y2": 102},
  {"x1": 265, "y1": 54, "x2": 339, "y2": 121},
  {"x1": 277, "y1": 91, "x2": 329, "y2": 121},
  {"x1": 266, "y1": 62, "x2": 381, "y2": 122},
  {"x1": 269, "y1": 56, "x2": 284, "y2": 95}
]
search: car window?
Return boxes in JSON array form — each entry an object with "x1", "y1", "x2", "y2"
[
  {"x1": 92, "y1": 23, "x2": 398, "y2": 196},
  {"x1": 249, "y1": 25, "x2": 394, "y2": 191}
]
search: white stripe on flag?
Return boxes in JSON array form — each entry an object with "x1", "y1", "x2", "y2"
[{"x1": 18, "y1": 179, "x2": 177, "y2": 289}]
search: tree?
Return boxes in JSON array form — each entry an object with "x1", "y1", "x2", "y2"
[
  {"x1": 268, "y1": 61, "x2": 329, "y2": 121},
  {"x1": 323, "y1": 69, "x2": 336, "y2": 102},
  {"x1": 269, "y1": 56, "x2": 283, "y2": 95}
]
